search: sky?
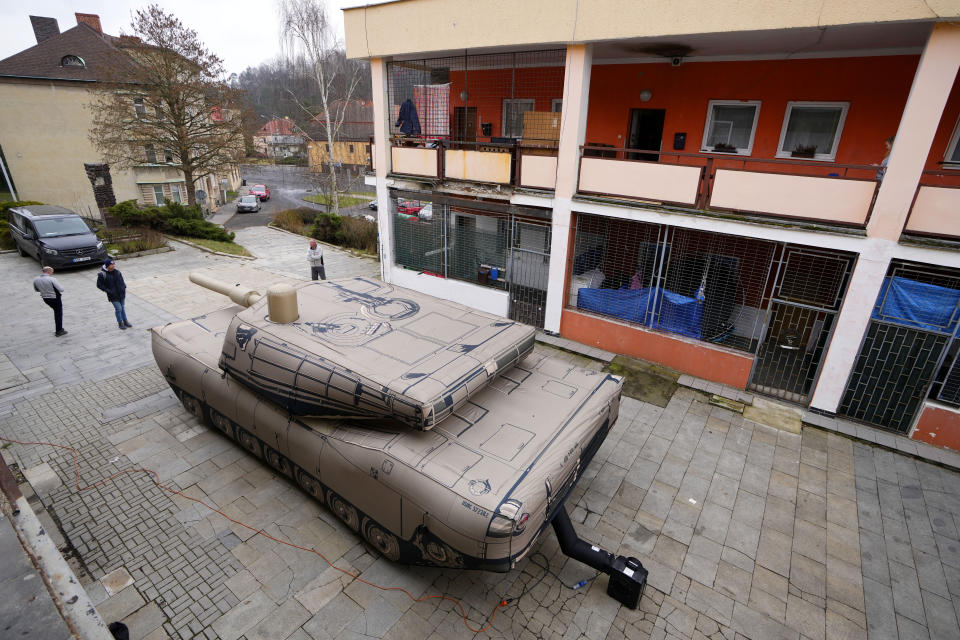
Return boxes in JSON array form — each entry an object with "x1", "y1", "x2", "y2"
[{"x1": 0, "y1": 0, "x2": 366, "y2": 77}]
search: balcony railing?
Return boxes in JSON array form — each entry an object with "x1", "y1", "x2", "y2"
[
  {"x1": 904, "y1": 170, "x2": 960, "y2": 239},
  {"x1": 578, "y1": 146, "x2": 881, "y2": 227},
  {"x1": 385, "y1": 135, "x2": 559, "y2": 191}
]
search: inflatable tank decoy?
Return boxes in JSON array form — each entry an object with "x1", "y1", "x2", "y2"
[{"x1": 151, "y1": 275, "x2": 647, "y2": 606}]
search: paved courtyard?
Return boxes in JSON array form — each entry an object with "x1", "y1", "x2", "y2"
[{"x1": 1, "y1": 225, "x2": 959, "y2": 640}]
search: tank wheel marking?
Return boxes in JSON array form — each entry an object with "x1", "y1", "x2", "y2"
[
  {"x1": 235, "y1": 427, "x2": 261, "y2": 458},
  {"x1": 414, "y1": 529, "x2": 465, "y2": 568},
  {"x1": 361, "y1": 517, "x2": 400, "y2": 561},
  {"x1": 295, "y1": 468, "x2": 325, "y2": 504},
  {"x1": 263, "y1": 446, "x2": 292, "y2": 478},
  {"x1": 326, "y1": 490, "x2": 360, "y2": 532},
  {"x1": 180, "y1": 393, "x2": 205, "y2": 422},
  {"x1": 209, "y1": 409, "x2": 232, "y2": 435}
]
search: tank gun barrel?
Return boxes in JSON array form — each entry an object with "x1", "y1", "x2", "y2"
[{"x1": 189, "y1": 272, "x2": 262, "y2": 307}]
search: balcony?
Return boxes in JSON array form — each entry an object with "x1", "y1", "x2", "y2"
[
  {"x1": 904, "y1": 170, "x2": 960, "y2": 240},
  {"x1": 384, "y1": 49, "x2": 565, "y2": 192},
  {"x1": 578, "y1": 147, "x2": 880, "y2": 227}
]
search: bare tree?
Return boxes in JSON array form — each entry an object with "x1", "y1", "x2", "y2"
[
  {"x1": 89, "y1": 5, "x2": 244, "y2": 206},
  {"x1": 280, "y1": 0, "x2": 362, "y2": 216}
]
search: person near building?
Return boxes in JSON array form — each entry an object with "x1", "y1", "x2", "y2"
[
  {"x1": 97, "y1": 258, "x2": 133, "y2": 330},
  {"x1": 307, "y1": 239, "x2": 326, "y2": 280},
  {"x1": 33, "y1": 266, "x2": 67, "y2": 337}
]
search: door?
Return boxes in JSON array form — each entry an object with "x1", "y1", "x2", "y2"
[
  {"x1": 454, "y1": 107, "x2": 477, "y2": 144},
  {"x1": 508, "y1": 221, "x2": 551, "y2": 328},
  {"x1": 626, "y1": 108, "x2": 665, "y2": 161},
  {"x1": 747, "y1": 247, "x2": 853, "y2": 405}
]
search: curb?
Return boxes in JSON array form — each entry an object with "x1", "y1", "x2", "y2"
[
  {"x1": 0, "y1": 458, "x2": 113, "y2": 640},
  {"x1": 165, "y1": 236, "x2": 256, "y2": 260}
]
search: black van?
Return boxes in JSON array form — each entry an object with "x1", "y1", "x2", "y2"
[{"x1": 7, "y1": 205, "x2": 108, "y2": 268}]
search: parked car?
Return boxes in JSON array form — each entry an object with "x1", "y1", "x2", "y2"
[
  {"x1": 236, "y1": 195, "x2": 261, "y2": 213},
  {"x1": 368, "y1": 199, "x2": 378, "y2": 211},
  {"x1": 417, "y1": 203, "x2": 433, "y2": 220},
  {"x1": 250, "y1": 184, "x2": 270, "y2": 200},
  {"x1": 6, "y1": 205, "x2": 108, "y2": 268},
  {"x1": 397, "y1": 201, "x2": 423, "y2": 216}
]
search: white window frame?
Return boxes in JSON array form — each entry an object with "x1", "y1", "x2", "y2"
[
  {"x1": 944, "y1": 115, "x2": 960, "y2": 169},
  {"x1": 700, "y1": 100, "x2": 761, "y2": 156},
  {"x1": 502, "y1": 98, "x2": 535, "y2": 138},
  {"x1": 144, "y1": 144, "x2": 157, "y2": 164},
  {"x1": 776, "y1": 101, "x2": 849, "y2": 162},
  {"x1": 171, "y1": 184, "x2": 184, "y2": 204},
  {"x1": 551, "y1": 98, "x2": 563, "y2": 113},
  {"x1": 134, "y1": 97, "x2": 145, "y2": 118},
  {"x1": 151, "y1": 185, "x2": 165, "y2": 205}
]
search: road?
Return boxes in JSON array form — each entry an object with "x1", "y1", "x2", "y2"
[{"x1": 226, "y1": 164, "x2": 374, "y2": 231}]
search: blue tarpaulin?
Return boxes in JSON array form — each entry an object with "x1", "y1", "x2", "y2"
[
  {"x1": 873, "y1": 276, "x2": 960, "y2": 334},
  {"x1": 577, "y1": 287, "x2": 703, "y2": 339}
]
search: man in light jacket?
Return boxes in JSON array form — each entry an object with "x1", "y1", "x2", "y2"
[
  {"x1": 33, "y1": 266, "x2": 67, "y2": 337},
  {"x1": 307, "y1": 239, "x2": 326, "y2": 281}
]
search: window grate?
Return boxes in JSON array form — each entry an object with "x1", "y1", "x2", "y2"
[{"x1": 568, "y1": 213, "x2": 778, "y2": 353}]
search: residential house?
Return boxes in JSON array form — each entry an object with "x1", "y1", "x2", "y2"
[
  {"x1": 0, "y1": 12, "x2": 241, "y2": 218},
  {"x1": 306, "y1": 99, "x2": 374, "y2": 173},
  {"x1": 347, "y1": 1, "x2": 960, "y2": 452},
  {"x1": 253, "y1": 118, "x2": 306, "y2": 159}
]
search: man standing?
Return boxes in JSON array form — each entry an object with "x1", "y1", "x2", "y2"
[
  {"x1": 307, "y1": 239, "x2": 326, "y2": 281},
  {"x1": 33, "y1": 266, "x2": 67, "y2": 337},
  {"x1": 97, "y1": 258, "x2": 133, "y2": 330}
]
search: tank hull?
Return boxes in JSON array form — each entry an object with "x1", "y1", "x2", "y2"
[{"x1": 152, "y1": 305, "x2": 622, "y2": 571}]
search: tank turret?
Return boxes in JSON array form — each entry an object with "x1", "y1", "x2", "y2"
[{"x1": 187, "y1": 274, "x2": 535, "y2": 430}]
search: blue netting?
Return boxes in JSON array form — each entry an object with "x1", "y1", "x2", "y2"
[
  {"x1": 577, "y1": 287, "x2": 703, "y2": 339},
  {"x1": 873, "y1": 276, "x2": 960, "y2": 334}
]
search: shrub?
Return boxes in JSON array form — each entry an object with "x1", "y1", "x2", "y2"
[
  {"x1": 113, "y1": 228, "x2": 166, "y2": 254},
  {"x1": 310, "y1": 212, "x2": 343, "y2": 244},
  {"x1": 272, "y1": 209, "x2": 306, "y2": 235},
  {"x1": 107, "y1": 199, "x2": 232, "y2": 241},
  {"x1": 337, "y1": 216, "x2": 378, "y2": 254},
  {"x1": 167, "y1": 218, "x2": 234, "y2": 242},
  {"x1": 0, "y1": 200, "x2": 44, "y2": 214}
]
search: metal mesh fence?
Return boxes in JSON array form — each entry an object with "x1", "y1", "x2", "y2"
[
  {"x1": 839, "y1": 259, "x2": 960, "y2": 429},
  {"x1": 392, "y1": 196, "x2": 552, "y2": 326},
  {"x1": 569, "y1": 214, "x2": 779, "y2": 353},
  {"x1": 387, "y1": 50, "x2": 566, "y2": 144}
]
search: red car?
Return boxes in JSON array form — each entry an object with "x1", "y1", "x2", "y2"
[
  {"x1": 249, "y1": 184, "x2": 270, "y2": 201},
  {"x1": 397, "y1": 201, "x2": 423, "y2": 215}
]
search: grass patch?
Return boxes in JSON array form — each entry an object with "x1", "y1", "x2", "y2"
[
  {"x1": 173, "y1": 236, "x2": 251, "y2": 256},
  {"x1": 303, "y1": 194, "x2": 370, "y2": 208},
  {"x1": 226, "y1": 190, "x2": 238, "y2": 199}
]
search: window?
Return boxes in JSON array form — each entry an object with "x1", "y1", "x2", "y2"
[
  {"x1": 144, "y1": 144, "x2": 157, "y2": 163},
  {"x1": 777, "y1": 102, "x2": 849, "y2": 161},
  {"x1": 164, "y1": 149, "x2": 175, "y2": 163},
  {"x1": 134, "y1": 98, "x2": 145, "y2": 118},
  {"x1": 171, "y1": 184, "x2": 183, "y2": 204},
  {"x1": 551, "y1": 99, "x2": 563, "y2": 113},
  {"x1": 701, "y1": 101, "x2": 761, "y2": 155},
  {"x1": 945, "y1": 117, "x2": 960, "y2": 168},
  {"x1": 502, "y1": 99, "x2": 535, "y2": 138},
  {"x1": 152, "y1": 185, "x2": 165, "y2": 204},
  {"x1": 349, "y1": 144, "x2": 354, "y2": 153},
  {"x1": 60, "y1": 55, "x2": 85, "y2": 67}
]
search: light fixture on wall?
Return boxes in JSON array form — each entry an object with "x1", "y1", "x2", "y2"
[
  {"x1": 639, "y1": 89, "x2": 653, "y2": 102},
  {"x1": 460, "y1": 49, "x2": 469, "y2": 102},
  {"x1": 460, "y1": 90, "x2": 470, "y2": 102}
]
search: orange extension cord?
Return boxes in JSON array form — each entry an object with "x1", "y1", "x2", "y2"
[{"x1": 0, "y1": 435, "x2": 510, "y2": 633}]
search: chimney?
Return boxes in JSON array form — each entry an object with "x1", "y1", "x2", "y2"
[
  {"x1": 29, "y1": 16, "x2": 60, "y2": 44},
  {"x1": 75, "y1": 13, "x2": 102, "y2": 34}
]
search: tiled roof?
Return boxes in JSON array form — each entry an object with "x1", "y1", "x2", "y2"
[
  {"x1": 257, "y1": 119, "x2": 297, "y2": 136},
  {"x1": 0, "y1": 23, "x2": 129, "y2": 82}
]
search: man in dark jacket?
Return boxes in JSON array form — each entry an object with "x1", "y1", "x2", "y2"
[{"x1": 96, "y1": 258, "x2": 132, "y2": 330}]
